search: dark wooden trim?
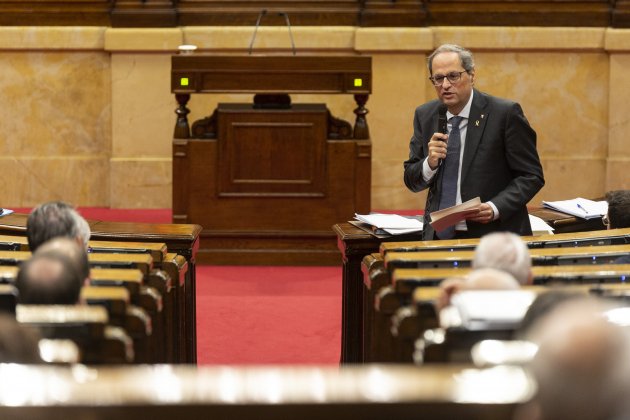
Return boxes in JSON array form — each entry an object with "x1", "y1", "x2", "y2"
[{"x1": 0, "y1": 0, "x2": 628, "y2": 28}]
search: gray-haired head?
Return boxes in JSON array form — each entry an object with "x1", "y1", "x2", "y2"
[
  {"x1": 427, "y1": 44, "x2": 475, "y2": 75},
  {"x1": 26, "y1": 201, "x2": 90, "y2": 252},
  {"x1": 473, "y1": 232, "x2": 532, "y2": 285}
]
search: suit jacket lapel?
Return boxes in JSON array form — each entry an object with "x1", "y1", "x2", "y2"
[{"x1": 461, "y1": 90, "x2": 489, "y2": 182}]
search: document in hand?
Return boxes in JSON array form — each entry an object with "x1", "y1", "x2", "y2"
[
  {"x1": 429, "y1": 197, "x2": 481, "y2": 232},
  {"x1": 541, "y1": 197, "x2": 608, "y2": 220}
]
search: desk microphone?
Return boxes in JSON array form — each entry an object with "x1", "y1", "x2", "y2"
[
  {"x1": 248, "y1": 9, "x2": 267, "y2": 55},
  {"x1": 279, "y1": 12, "x2": 296, "y2": 56},
  {"x1": 437, "y1": 104, "x2": 448, "y2": 167}
]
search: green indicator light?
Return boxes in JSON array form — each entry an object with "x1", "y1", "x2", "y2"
[
  {"x1": 354, "y1": 78, "x2": 363, "y2": 87},
  {"x1": 180, "y1": 77, "x2": 189, "y2": 87}
]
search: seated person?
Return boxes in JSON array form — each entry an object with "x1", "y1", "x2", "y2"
[
  {"x1": 605, "y1": 189, "x2": 630, "y2": 229},
  {"x1": 517, "y1": 289, "x2": 585, "y2": 337},
  {"x1": 16, "y1": 250, "x2": 83, "y2": 305},
  {"x1": 26, "y1": 201, "x2": 91, "y2": 252},
  {"x1": 437, "y1": 268, "x2": 520, "y2": 316},
  {"x1": 516, "y1": 297, "x2": 630, "y2": 420},
  {"x1": 472, "y1": 231, "x2": 532, "y2": 285},
  {"x1": 35, "y1": 237, "x2": 91, "y2": 286},
  {"x1": 604, "y1": 190, "x2": 630, "y2": 263}
]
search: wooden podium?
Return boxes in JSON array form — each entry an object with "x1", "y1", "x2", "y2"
[{"x1": 171, "y1": 55, "x2": 372, "y2": 265}]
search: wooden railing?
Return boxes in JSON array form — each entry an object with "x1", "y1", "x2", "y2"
[{"x1": 4, "y1": 1, "x2": 630, "y2": 28}]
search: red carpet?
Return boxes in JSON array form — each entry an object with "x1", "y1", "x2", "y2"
[{"x1": 196, "y1": 265, "x2": 341, "y2": 365}]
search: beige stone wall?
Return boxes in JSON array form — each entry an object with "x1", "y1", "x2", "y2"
[{"x1": 0, "y1": 26, "x2": 628, "y2": 209}]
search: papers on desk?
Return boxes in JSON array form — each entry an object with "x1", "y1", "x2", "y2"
[
  {"x1": 354, "y1": 213, "x2": 423, "y2": 235},
  {"x1": 0, "y1": 208, "x2": 14, "y2": 217},
  {"x1": 542, "y1": 198, "x2": 608, "y2": 220},
  {"x1": 528, "y1": 214, "x2": 554, "y2": 235}
]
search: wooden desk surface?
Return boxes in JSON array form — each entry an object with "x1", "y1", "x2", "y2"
[
  {"x1": 0, "y1": 364, "x2": 532, "y2": 419},
  {"x1": 413, "y1": 281, "x2": 630, "y2": 304},
  {"x1": 385, "y1": 244, "x2": 630, "y2": 267},
  {"x1": 395, "y1": 264, "x2": 630, "y2": 294},
  {"x1": 380, "y1": 227, "x2": 630, "y2": 254}
]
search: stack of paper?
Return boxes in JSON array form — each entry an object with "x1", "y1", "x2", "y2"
[
  {"x1": 354, "y1": 213, "x2": 423, "y2": 235},
  {"x1": 528, "y1": 214, "x2": 554, "y2": 235},
  {"x1": 542, "y1": 198, "x2": 608, "y2": 220}
]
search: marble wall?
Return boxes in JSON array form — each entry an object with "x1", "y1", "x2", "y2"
[{"x1": 1, "y1": 26, "x2": 628, "y2": 209}]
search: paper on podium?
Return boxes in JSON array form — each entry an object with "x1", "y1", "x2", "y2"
[{"x1": 429, "y1": 197, "x2": 481, "y2": 232}]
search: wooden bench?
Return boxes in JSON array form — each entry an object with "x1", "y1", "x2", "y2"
[
  {"x1": 389, "y1": 274, "x2": 630, "y2": 364},
  {"x1": 361, "y1": 244, "x2": 630, "y2": 363},
  {"x1": 383, "y1": 244, "x2": 630, "y2": 270},
  {"x1": 80, "y1": 286, "x2": 154, "y2": 364},
  {"x1": 379, "y1": 227, "x2": 630, "y2": 254},
  {"x1": 335, "y1": 223, "x2": 630, "y2": 363},
  {"x1": 16, "y1": 304, "x2": 133, "y2": 364},
  {"x1": 413, "y1": 286, "x2": 630, "y2": 365},
  {"x1": 367, "y1": 265, "x2": 630, "y2": 363},
  {"x1": 0, "y1": 213, "x2": 201, "y2": 364},
  {"x1": 0, "y1": 264, "x2": 168, "y2": 364}
]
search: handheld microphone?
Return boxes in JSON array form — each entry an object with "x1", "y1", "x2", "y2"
[
  {"x1": 438, "y1": 104, "x2": 448, "y2": 135},
  {"x1": 437, "y1": 104, "x2": 448, "y2": 167},
  {"x1": 248, "y1": 9, "x2": 267, "y2": 55}
]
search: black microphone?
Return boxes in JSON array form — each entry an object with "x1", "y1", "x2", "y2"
[
  {"x1": 437, "y1": 104, "x2": 448, "y2": 167},
  {"x1": 438, "y1": 104, "x2": 448, "y2": 135},
  {"x1": 248, "y1": 9, "x2": 267, "y2": 55},
  {"x1": 279, "y1": 12, "x2": 296, "y2": 56}
]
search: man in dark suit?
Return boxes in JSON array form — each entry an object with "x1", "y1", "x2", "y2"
[{"x1": 404, "y1": 44, "x2": 544, "y2": 240}]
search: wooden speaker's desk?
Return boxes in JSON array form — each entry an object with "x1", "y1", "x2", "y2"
[{"x1": 172, "y1": 54, "x2": 372, "y2": 265}]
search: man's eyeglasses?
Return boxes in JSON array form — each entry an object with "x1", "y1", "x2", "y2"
[{"x1": 429, "y1": 70, "x2": 468, "y2": 86}]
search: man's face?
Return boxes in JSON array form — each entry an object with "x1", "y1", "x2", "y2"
[{"x1": 431, "y1": 51, "x2": 475, "y2": 114}]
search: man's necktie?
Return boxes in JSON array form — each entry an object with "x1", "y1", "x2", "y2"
[{"x1": 436, "y1": 116, "x2": 463, "y2": 239}]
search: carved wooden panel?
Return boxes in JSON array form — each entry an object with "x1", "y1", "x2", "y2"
[{"x1": 217, "y1": 104, "x2": 327, "y2": 197}]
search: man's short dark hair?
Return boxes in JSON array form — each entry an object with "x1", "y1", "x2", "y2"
[
  {"x1": 16, "y1": 252, "x2": 83, "y2": 305},
  {"x1": 27, "y1": 201, "x2": 82, "y2": 252},
  {"x1": 606, "y1": 190, "x2": 630, "y2": 229}
]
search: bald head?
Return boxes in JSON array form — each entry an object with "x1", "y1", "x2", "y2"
[
  {"x1": 36, "y1": 237, "x2": 90, "y2": 283},
  {"x1": 16, "y1": 252, "x2": 83, "y2": 305},
  {"x1": 438, "y1": 268, "x2": 519, "y2": 311},
  {"x1": 473, "y1": 232, "x2": 532, "y2": 285},
  {"x1": 464, "y1": 267, "x2": 520, "y2": 291},
  {"x1": 524, "y1": 298, "x2": 630, "y2": 420}
]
